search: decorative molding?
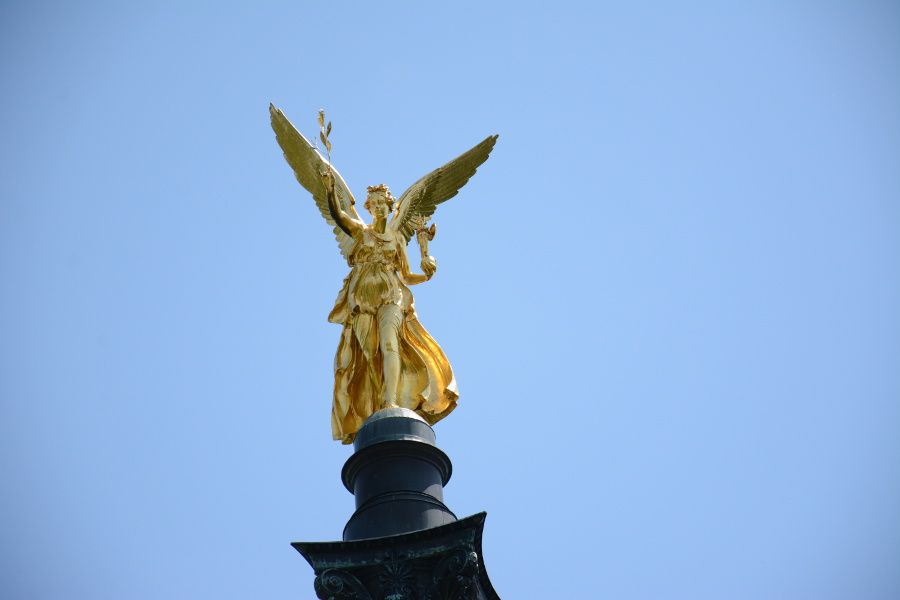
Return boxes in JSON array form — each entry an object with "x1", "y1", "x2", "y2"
[
  {"x1": 296, "y1": 513, "x2": 500, "y2": 600},
  {"x1": 429, "y1": 545, "x2": 480, "y2": 600},
  {"x1": 378, "y1": 551, "x2": 417, "y2": 600},
  {"x1": 314, "y1": 569, "x2": 372, "y2": 600}
]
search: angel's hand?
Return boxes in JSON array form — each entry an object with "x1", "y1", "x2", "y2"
[
  {"x1": 421, "y1": 256, "x2": 437, "y2": 279},
  {"x1": 409, "y1": 214, "x2": 427, "y2": 232},
  {"x1": 320, "y1": 169, "x2": 336, "y2": 194}
]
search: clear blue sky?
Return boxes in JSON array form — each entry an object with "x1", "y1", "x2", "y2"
[{"x1": 2, "y1": 2, "x2": 898, "y2": 599}]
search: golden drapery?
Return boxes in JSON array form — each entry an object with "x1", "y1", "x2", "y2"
[{"x1": 327, "y1": 230, "x2": 458, "y2": 443}]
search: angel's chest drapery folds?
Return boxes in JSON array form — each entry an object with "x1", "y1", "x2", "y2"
[
  {"x1": 329, "y1": 230, "x2": 409, "y2": 319},
  {"x1": 349, "y1": 230, "x2": 400, "y2": 268}
]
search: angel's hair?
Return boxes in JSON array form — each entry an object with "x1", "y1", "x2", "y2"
[{"x1": 365, "y1": 184, "x2": 395, "y2": 211}]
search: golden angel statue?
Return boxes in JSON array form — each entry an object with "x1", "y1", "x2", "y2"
[{"x1": 269, "y1": 104, "x2": 498, "y2": 443}]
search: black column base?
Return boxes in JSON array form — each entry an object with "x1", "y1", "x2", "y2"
[
  {"x1": 293, "y1": 512, "x2": 500, "y2": 600},
  {"x1": 293, "y1": 408, "x2": 502, "y2": 598},
  {"x1": 341, "y1": 408, "x2": 456, "y2": 541}
]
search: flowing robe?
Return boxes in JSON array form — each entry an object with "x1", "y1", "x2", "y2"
[{"x1": 327, "y1": 226, "x2": 458, "y2": 443}]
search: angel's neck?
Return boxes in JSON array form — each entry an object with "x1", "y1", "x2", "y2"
[{"x1": 372, "y1": 217, "x2": 387, "y2": 233}]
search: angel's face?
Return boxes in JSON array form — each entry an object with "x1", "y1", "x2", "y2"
[{"x1": 365, "y1": 191, "x2": 393, "y2": 219}]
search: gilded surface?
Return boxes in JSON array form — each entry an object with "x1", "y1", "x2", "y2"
[{"x1": 270, "y1": 104, "x2": 497, "y2": 443}]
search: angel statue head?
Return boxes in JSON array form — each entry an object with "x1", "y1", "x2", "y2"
[{"x1": 364, "y1": 183, "x2": 395, "y2": 218}]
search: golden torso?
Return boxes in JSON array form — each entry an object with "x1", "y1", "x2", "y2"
[{"x1": 346, "y1": 227, "x2": 407, "y2": 315}]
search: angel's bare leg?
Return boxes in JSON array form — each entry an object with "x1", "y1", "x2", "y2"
[{"x1": 377, "y1": 304, "x2": 403, "y2": 408}]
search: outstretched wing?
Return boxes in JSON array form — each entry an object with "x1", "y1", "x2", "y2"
[
  {"x1": 391, "y1": 135, "x2": 498, "y2": 243},
  {"x1": 270, "y1": 103, "x2": 362, "y2": 261}
]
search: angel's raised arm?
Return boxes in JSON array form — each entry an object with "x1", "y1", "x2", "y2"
[
  {"x1": 270, "y1": 104, "x2": 364, "y2": 262},
  {"x1": 322, "y1": 170, "x2": 362, "y2": 237}
]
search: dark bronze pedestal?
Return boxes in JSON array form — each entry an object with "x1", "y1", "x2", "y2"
[{"x1": 293, "y1": 408, "x2": 501, "y2": 599}]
